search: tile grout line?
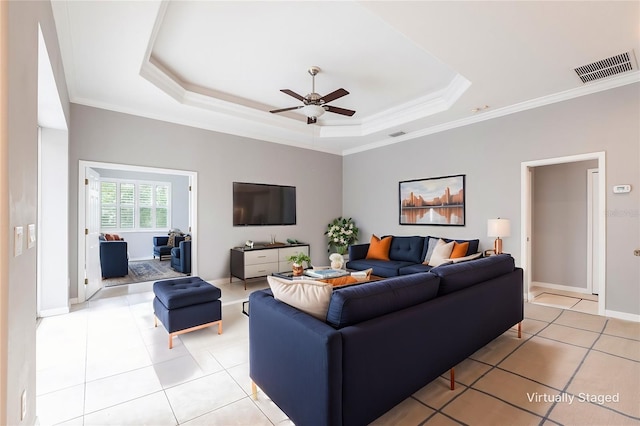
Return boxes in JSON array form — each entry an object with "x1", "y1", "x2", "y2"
[
  {"x1": 542, "y1": 316, "x2": 640, "y2": 423},
  {"x1": 416, "y1": 309, "x2": 564, "y2": 424}
]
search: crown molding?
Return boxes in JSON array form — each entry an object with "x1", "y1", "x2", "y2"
[{"x1": 342, "y1": 71, "x2": 640, "y2": 155}]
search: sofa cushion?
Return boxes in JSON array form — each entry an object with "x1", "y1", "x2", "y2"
[
  {"x1": 387, "y1": 236, "x2": 425, "y2": 263},
  {"x1": 422, "y1": 236, "x2": 440, "y2": 263},
  {"x1": 451, "y1": 252, "x2": 483, "y2": 263},
  {"x1": 267, "y1": 276, "x2": 333, "y2": 320},
  {"x1": 326, "y1": 273, "x2": 440, "y2": 328},
  {"x1": 346, "y1": 258, "x2": 414, "y2": 278},
  {"x1": 431, "y1": 254, "x2": 515, "y2": 296},
  {"x1": 428, "y1": 239, "x2": 455, "y2": 266},
  {"x1": 153, "y1": 277, "x2": 221, "y2": 309},
  {"x1": 450, "y1": 241, "x2": 469, "y2": 258},
  {"x1": 366, "y1": 235, "x2": 392, "y2": 260},
  {"x1": 443, "y1": 238, "x2": 479, "y2": 256},
  {"x1": 398, "y1": 263, "x2": 433, "y2": 275},
  {"x1": 422, "y1": 237, "x2": 480, "y2": 260}
]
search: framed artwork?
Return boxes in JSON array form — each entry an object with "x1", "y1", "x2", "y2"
[{"x1": 399, "y1": 174, "x2": 465, "y2": 226}]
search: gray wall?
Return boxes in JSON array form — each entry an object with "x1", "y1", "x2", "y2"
[
  {"x1": 4, "y1": 1, "x2": 70, "y2": 424},
  {"x1": 343, "y1": 83, "x2": 639, "y2": 317},
  {"x1": 70, "y1": 105, "x2": 343, "y2": 296},
  {"x1": 532, "y1": 160, "x2": 598, "y2": 289}
]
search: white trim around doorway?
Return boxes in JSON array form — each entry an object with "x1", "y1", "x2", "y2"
[
  {"x1": 77, "y1": 160, "x2": 198, "y2": 303},
  {"x1": 521, "y1": 152, "x2": 606, "y2": 316}
]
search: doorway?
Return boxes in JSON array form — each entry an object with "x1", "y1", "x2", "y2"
[
  {"x1": 521, "y1": 152, "x2": 606, "y2": 316},
  {"x1": 77, "y1": 161, "x2": 198, "y2": 303}
]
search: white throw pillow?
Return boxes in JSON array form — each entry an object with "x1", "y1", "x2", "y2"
[
  {"x1": 428, "y1": 239, "x2": 455, "y2": 266},
  {"x1": 267, "y1": 276, "x2": 333, "y2": 320},
  {"x1": 451, "y1": 252, "x2": 483, "y2": 263}
]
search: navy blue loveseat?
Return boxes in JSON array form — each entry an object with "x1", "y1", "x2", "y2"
[
  {"x1": 346, "y1": 235, "x2": 480, "y2": 277},
  {"x1": 249, "y1": 254, "x2": 523, "y2": 426}
]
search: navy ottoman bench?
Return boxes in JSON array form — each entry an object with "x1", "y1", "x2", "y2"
[{"x1": 153, "y1": 276, "x2": 222, "y2": 349}]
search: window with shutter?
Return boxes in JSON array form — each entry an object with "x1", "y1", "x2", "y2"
[{"x1": 100, "y1": 179, "x2": 172, "y2": 232}]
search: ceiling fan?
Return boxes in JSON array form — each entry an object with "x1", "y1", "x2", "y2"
[{"x1": 269, "y1": 66, "x2": 356, "y2": 124}]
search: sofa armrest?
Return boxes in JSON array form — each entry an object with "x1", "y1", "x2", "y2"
[
  {"x1": 249, "y1": 290, "x2": 342, "y2": 426},
  {"x1": 348, "y1": 243, "x2": 369, "y2": 261}
]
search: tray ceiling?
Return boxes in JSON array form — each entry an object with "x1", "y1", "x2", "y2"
[{"x1": 52, "y1": 1, "x2": 640, "y2": 155}]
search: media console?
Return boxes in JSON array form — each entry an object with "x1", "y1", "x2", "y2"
[{"x1": 230, "y1": 243, "x2": 310, "y2": 289}]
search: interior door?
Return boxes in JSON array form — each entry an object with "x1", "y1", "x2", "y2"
[{"x1": 85, "y1": 167, "x2": 102, "y2": 300}]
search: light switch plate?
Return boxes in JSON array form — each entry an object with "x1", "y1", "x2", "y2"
[
  {"x1": 28, "y1": 224, "x2": 36, "y2": 248},
  {"x1": 14, "y1": 226, "x2": 23, "y2": 257}
]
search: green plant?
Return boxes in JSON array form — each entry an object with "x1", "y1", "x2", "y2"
[
  {"x1": 287, "y1": 252, "x2": 311, "y2": 266},
  {"x1": 325, "y1": 217, "x2": 359, "y2": 254}
]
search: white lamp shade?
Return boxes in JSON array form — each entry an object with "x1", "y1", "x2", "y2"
[
  {"x1": 302, "y1": 104, "x2": 325, "y2": 118},
  {"x1": 487, "y1": 218, "x2": 511, "y2": 238}
]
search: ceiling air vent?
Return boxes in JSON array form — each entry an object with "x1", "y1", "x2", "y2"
[
  {"x1": 389, "y1": 131, "x2": 406, "y2": 138},
  {"x1": 574, "y1": 51, "x2": 637, "y2": 84}
]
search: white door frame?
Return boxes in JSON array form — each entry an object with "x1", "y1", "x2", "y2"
[
  {"x1": 586, "y1": 168, "x2": 599, "y2": 295},
  {"x1": 521, "y1": 152, "x2": 606, "y2": 315},
  {"x1": 77, "y1": 160, "x2": 198, "y2": 303}
]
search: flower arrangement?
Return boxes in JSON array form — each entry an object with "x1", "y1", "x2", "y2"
[{"x1": 325, "y1": 217, "x2": 359, "y2": 255}]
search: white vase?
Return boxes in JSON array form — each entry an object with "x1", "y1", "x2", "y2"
[{"x1": 331, "y1": 260, "x2": 343, "y2": 270}]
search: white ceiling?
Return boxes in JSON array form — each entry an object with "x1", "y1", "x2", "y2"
[{"x1": 51, "y1": 1, "x2": 640, "y2": 155}]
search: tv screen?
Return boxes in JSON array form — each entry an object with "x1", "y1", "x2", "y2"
[{"x1": 233, "y1": 182, "x2": 296, "y2": 226}]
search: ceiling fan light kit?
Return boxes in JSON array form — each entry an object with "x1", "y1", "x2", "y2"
[{"x1": 270, "y1": 66, "x2": 356, "y2": 124}]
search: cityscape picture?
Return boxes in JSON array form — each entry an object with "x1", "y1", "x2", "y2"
[{"x1": 399, "y1": 174, "x2": 465, "y2": 226}]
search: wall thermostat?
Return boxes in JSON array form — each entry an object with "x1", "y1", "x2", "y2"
[{"x1": 612, "y1": 184, "x2": 631, "y2": 194}]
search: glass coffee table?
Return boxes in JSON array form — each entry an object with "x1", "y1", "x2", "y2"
[{"x1": 272, "y1": 268, "x2": 382, "y2": 288}]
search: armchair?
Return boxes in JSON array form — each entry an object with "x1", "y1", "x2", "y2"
[
  {"x1": 171, "y1": 240, "x2": 191, "y2": 274},
  {"x1": 100, "y1": 240, "x2": 128, "y2": 278},
  {"x1": 153, "y1": 235, "x2": 185, "y2": 260}
]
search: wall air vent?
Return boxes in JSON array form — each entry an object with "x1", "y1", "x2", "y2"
[
  {"x1": 389, "y1": 131, "x2": 406, "y2": 138},
  {"x1": 574, "y1": 51, "x2": 637, "y2": 84}
]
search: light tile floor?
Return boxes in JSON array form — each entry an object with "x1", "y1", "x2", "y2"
[
  {"x1": 37, "y1": 280, "x2": 640, "y2": 425},
  {"x1": 530, "y1": 286, "x2": 599, "y2": 315}
]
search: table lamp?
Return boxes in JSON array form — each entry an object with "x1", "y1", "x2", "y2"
[{"x1": 487, "y1": 218, "x2": 510, "y2": 254}]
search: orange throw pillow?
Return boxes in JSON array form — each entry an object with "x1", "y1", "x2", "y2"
[
  {"x1": 366, "y1": 235, "x2": 392, "y2": 260},
  {"x1": 450, "y1": 241, "x2": 469, "y2": 259}
]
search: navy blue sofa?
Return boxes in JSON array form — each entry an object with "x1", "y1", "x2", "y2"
[
  {"x1": 346, "y1": 235, "x2": 480, "y2": 277},
  {"x1": 153, "y1": 235, "x2": 186, "y2": 260},
  {"x1": 249, "y1": 255, "x2": 523, "y2": 426},
  {"x1": 99, "y1": 240, "x2": 128, "y2": 278},
  {"x1": 170, "y1": 240, "x2": 191, "y2": 274}
]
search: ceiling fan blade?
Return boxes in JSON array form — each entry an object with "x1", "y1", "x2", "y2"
[
  {"x1": 320, "y1": 88, "x2": 349, "y2": 103},
  {"x1": 325, "y1": 105, "x2": 356, "y2": 116},
  {"x1": 307, "y1": 117, "x2": 317, "y2": 125},
  {"x1": 280, "y1": 89, "x2": 306, "y2": 102},
  {"x1": 270, "y1": 105, "x2": 303, "y2": 114}
]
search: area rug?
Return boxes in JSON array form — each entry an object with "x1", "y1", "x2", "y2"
[{"x1": 104, "y1": 259, "x2": 188, "y2": 287}]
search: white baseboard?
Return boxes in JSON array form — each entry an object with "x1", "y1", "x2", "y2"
[
  {"x1": 39, "y1": 306, "x2": 70, "y2": 317},
  {"x1": 531, "y1": 281, "x2": 592, "y2": 295},
  {"x1": 605, "y1": 309, "x2": 640, "y2": 323}
]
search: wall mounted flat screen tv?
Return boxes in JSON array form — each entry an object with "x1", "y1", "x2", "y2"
[{"x1": 233, "y1": 182, "x2": 296, "y2": 226}]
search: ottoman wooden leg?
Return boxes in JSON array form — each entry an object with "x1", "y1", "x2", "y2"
[
  {"x1": 167, "y1": 320, "x2": 223, "y2": 349},
  {"x1": 251, "y1": 380, "x2": 258, "y2": 400}
]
